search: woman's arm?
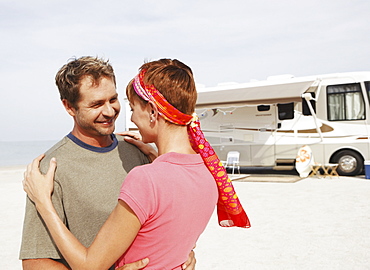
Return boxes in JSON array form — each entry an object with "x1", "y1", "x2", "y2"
[{"x1": 23, "y1": 155, "x2": 141, "y2": 270}]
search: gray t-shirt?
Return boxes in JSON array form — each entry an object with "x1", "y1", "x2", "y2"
[{"x1": 20, "y1": 134, "x2": 149, "y2": 269}]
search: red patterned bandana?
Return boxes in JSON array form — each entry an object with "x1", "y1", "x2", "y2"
[
  {"x1": 133, "y1": 70, "x2": 193, "y2": 125},
  {"x1": 132, "y1": 70, "x2": 250, "y2": 228}
]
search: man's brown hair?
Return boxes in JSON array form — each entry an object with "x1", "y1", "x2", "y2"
[{"x1": 55, "y1": 56, "x2": 116, "y2": 108}]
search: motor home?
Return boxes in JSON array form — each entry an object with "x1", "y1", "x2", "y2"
[{"x1": 194, "y1": 72, "x2": 370, "y2": 176}]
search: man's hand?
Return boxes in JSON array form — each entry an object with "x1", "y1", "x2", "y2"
[
  {"x1": 116, "y1": 131, "x2": 158, "y2": 162},
  {"x1": 116, "y1": 258, "x2": 149, "y2": 270},
  {"x1": 114, "y1": 249, "x2": 195, "y2": 270},
  {"x1": 182, "y1": 249, "x2": 196, "y2": 270}
]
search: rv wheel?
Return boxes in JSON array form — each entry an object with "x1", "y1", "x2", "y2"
[{"x1": 332, "y1": 150, "x2": 363, "y2": 176}]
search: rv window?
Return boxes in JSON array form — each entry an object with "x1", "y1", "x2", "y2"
[
  {"x1": 327, "y1": 83, "x2": 365, "y2": 121},
  {"x1": 257, "y1": 105, "x2": 270, "y2": 111},
  {"x1": 302, "y1": 92, "x2": 316, "y2": 115},
  {"x1": 277, "y1": 102, "x2": 294, "y2": 120}
]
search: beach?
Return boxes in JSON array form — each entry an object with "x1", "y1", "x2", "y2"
[
  {"x1": 1, "y1": 166, "x2": 27, "y2": 270},
  {"x1": 1, "y1": 166, "x2": 370, "y2": 269}
]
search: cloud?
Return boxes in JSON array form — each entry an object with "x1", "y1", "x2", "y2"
[{"x1": 1, "y1": 0, "x2": 370, "y2": 141}]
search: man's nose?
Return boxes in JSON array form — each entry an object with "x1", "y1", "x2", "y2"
[{"x1": 102, "y1": 103, "x2": 115, "y2": 116}]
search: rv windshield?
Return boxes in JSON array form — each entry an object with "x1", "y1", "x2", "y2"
[{"x1": 365, "y1": 81, "x2": 370, "y2": 104}]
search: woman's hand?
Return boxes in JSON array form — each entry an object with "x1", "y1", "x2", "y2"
[
  {"x1": 22, "y1": 154, "x2": 57, "y2": 207},
  {"x1": 116, "y1": 131, "x2": 158, "y2": 162}
]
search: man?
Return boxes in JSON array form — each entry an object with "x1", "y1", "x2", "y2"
[{"x1": 20, "y1": 56, "x2": 195, "y2": 270}]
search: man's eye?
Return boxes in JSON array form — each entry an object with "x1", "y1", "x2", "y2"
[{"x1": 92, "y1": 103, "x2": 102, "y2": 108}]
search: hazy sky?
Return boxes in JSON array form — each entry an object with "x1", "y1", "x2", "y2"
[{"x1": 1, "y1": 0, "x2": 369, "y2": 141}]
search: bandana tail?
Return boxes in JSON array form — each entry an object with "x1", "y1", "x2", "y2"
[
  {"x1": 188, "y1": 119, "x2": 251, "y2": 228},
  {"x1": 217, "y1": 200, "x2": 251, "y2": 228}
]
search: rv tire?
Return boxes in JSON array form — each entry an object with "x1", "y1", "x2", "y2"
[{"x1": 332, "y1": 150, "x2": 363, "y2": 176}]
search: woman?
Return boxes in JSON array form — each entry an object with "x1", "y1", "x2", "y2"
[{"x1": 23, "y1": 59, "x2": 250, "y2": 269}]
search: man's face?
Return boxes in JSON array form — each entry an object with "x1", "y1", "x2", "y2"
[{"x1": 73, "y1": 76, "x2": 120, "y2": 138}]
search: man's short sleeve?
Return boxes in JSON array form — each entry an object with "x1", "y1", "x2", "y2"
[{"x1": 19, "y1": 181, "x2": 66, "y2": 260}]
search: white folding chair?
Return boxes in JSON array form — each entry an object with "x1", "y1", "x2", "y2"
[{"x1": 224, "y1": 151, "x2": 240, "y2": 175}]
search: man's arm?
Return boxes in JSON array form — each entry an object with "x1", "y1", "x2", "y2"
[
  {"x1": 20, "y1": 177, "x2": 67, "y2": 266},
  {"x1": 116, "y1": 258, "x2": 149, "y2": 270},
  {"x1": 116, "y1": 250, "x2": 195, "y2": 270},
  {"x1": 114, "y1": 250, "x2": 195, "y2": 270},
  {"x1": 22, "y1": 258, "x2": 69, "y2": 270}
]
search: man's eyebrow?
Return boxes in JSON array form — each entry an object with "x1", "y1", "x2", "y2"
[{"x1": 88, "y1": 93, "x2": 119, "y2": 106}]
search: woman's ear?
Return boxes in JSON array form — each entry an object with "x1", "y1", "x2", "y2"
[{"x1": 147, "y1": 101, "x2": 159, "y2": 123}]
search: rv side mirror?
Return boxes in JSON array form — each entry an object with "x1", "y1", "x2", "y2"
[
  {"x1": 302, "y1": 92, "x2": 316, "y2": 115},
  {"x1": 277, "y1": 102, "x2": 294, "y2": 120}
]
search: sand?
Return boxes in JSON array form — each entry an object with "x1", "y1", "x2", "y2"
[
  {"x1": 1, "y1": 166, "x2": 27, "y2": 270},
  {"x1": 1, "y1": 166, "x2": 370, "y2": 269}
]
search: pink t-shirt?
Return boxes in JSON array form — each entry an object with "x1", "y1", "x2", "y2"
[{"x1": 116, "y1": 152, "x2": 218, "y2": 269}]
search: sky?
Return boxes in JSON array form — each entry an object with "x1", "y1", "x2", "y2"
[{"x1": 1, "y1": 0, "x2": 370, "y2": 141}]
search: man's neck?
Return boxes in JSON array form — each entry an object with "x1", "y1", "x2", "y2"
[{"x1": 70, "y1": 130, "x2": 113, "y2": 148}]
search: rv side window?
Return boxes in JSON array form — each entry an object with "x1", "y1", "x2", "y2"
[
  {"x1": 302, "y1": 92, "x2": 316, "y2": 115},
  {"x1": 257, "y1": 105, "x2": 270, "y2": 111},
  {"x1": 327, "y1": 83, "x2": 365, "y2": 121},
  {"x1": 277, "y1": 102, "x2": 294, "y2": 120}
]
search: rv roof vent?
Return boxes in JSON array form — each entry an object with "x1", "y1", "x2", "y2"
[
  {"x1": 217, "y1": 82, "x2": 239, "y2": 86},
  {"x1": 267, "y1": 74, "x2": 295, "y2": 81}
]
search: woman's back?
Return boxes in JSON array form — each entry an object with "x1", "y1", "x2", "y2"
[{"x1": 116, "y1": 152, "x2": 218, "y2": 269}]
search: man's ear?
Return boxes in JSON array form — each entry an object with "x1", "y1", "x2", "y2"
[{"x1": 62, "y1": 99, "x2": 77, "y2": 117}]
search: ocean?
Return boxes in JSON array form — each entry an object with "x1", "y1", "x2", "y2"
[{"x1": 0, "y1": 140, "x2": 58, "y2": 167}]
